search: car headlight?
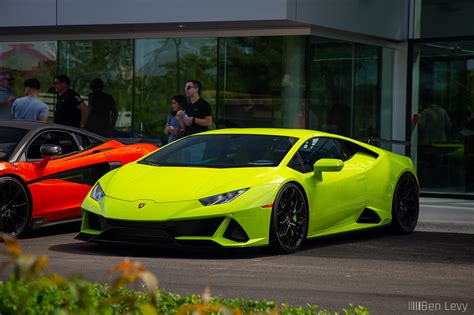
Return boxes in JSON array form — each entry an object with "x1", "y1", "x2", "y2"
[
  {"x1": 90, "y1": 182, "x2": 105, "y2": 201},
  {"x1": 199, "y1": 188, "x2": 249, "y2": 206}
]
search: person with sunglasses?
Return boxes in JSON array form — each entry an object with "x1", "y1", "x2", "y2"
[
  {"x1": 53, "y1": 74, "x2": 88, "y2": 129},
  {"x1": 0, "y1": 70, "x2": 17, "y2": 120},
  {"x1": 177, "y1": 79, "x2": 212, "y2": 135}
]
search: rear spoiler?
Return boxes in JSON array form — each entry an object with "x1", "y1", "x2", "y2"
[{"x1": 366, "y1": 137, "x2": 410, "y2": 147}]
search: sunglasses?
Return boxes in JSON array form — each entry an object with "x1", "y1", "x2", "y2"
[{"x1": 185, "y1": 85, "x2": 195, "y2": 90}]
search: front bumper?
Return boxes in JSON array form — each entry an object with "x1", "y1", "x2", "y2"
[{"x1": 77, "y1": 192, "x2": 274, "y2": 247}]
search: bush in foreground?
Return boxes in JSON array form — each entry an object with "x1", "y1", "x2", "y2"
[{"x1": 0, "y1": 233, "x2": 369, "y2": 314}]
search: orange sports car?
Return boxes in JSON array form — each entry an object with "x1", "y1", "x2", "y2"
[{"x1": 0, "y1": 120, "x2": 158, "y2": 237}]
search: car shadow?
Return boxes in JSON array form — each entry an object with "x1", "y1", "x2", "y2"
[
  {"x1": 296, "y1": 228, "x2": 474, "y2": 264},
  {"x1": 22, "y1": 221, "x2": 82, "y2": 239},
  {"x1": 46, "y1": 227, "x2": 474, "y2": 264},
  {"x1": 48, "y1": 241, "x2": 270, "y2": 260}
]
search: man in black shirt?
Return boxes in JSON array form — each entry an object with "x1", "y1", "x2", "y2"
[
  {"x1": 179, "y1": 80, "x2": 212, "y2": 135},
  {"x1": 53, "y1": 74, "x2": 88, "y2": 128},
  {"x1": 86, "y1": 78, "x2": 118, "y2": 137}
]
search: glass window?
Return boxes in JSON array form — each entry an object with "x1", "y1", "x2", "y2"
[
  {"x1": 0, "y1": 127, "x2": 28, "y2": 161},
  {"x1": 308, "y1": 37, "x2": 381, "y2": 139},
  {"x1": 141, "y1": 134, "x2": 297, "y2": 168},
  {"x1": 27, "y1": 131, "x2": 79, "y2": 160},
  {"x1": 74, "y1": 132, "x2": 103, "y2": 150},
  {"x1": 0, "y1": 41, "x2": 57, "y2": 121},
  {"x1": 352, "y1": 45, "x2": 380, "y2": 139},
  {"x1": 288, "y1": 137, "x2": 345, "y2": 173},
  {"x1": 134, "y1": 38, "x2": 217, "y2": 140},
  {"x1": 339, "y1": 139, "x2": 358, "y2": 160},
  {"x1": 58, "y1": 39, "x2": 133, "y2": 136},
  {"x1": 415, "y1": 0, "x2": 474, "y2": 38},
  {"x1": 217, "y1": 36, "x2": 306, "y2": 129},
  {"x1": 411, "y1": 41, "x2": 474, "y2": 195}
]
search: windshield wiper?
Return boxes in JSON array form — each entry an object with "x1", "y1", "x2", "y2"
[
  {"x1": 139, "y1": 160, "x2": 160, "y2": 166},
  {"x1": 247, "y1": 162, "x2": 275, "y2": 166}
]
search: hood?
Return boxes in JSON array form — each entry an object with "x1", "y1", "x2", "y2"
[{"x1": 105, "y1": 162, "x2": 282, "y2": 202}]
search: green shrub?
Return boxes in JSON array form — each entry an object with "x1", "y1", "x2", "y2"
[{"x1": 0, "y1": 233, "x2": 370, "y2": 314}]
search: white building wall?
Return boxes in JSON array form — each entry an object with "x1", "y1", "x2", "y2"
[
  {"x1": 0, "y1": 0, "x2": 57, "y2": 27},
  {"x1": 0, "y1": 0, "x2": 410, "y2": 41},
  {"x1": 295, "y1": 0, "x2": 410, "y2": 41}
]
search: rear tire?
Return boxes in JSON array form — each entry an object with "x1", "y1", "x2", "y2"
[
  {"x1": 390, "y1": 173, "x2": 419, "y2": 234},
  {"x1": 0, "y1": 176, "x2": 31, "y2": 237},
  {"x1": 269, "y1": 183, "x2": 308, "y2": 254}
]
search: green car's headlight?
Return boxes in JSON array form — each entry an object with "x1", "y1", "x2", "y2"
[
  {"x1": 90, "y1": 182, "x2": 105, "y2": 201},
  {"x1": 199, "y1": 188, "x2": 249, "y2": 206}
]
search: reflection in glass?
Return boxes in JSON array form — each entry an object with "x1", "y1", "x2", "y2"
[
  {"x1": 58, "y1": 40, "x2": 133, "y2": 135},
  {"x1": 308, "y1": 37, "x2": 380, "y2": 139},
  {"x1": 411, "y1": 41, "x2": 474, "y2": 194},
  {"x1": 134, "y1": 38, "x2": 217, "y2": 140},
  {"x1": 217, "y1": 36, "x2": 306, "y2": 129},
  {"x1": 0, "y1": 41, "x2": 57, "y2": 121}
]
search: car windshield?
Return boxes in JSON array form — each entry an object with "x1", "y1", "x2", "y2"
[
  {"x1": 140, "y1": 134, "x2": 298, "y2": 168},
  {"x1": 0, "y1": 127, "x2": 28, "y2": 161}
]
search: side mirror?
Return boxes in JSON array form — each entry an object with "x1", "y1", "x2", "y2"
[
  {"x1": 314, "y1": 158, "x2": 344, "y2": 173},
  {"x1": 40, "y1": 144, "x2": 62, "y2": 157}
]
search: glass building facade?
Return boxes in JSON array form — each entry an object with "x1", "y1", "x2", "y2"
[
  {"x1": 409, "y1": 0, "x2": 474, "y2": 196},
  {"x1": 1, "y1": 0, "x2": 473, "y2": 197},
  {"x1": 0, "y1": 36, "x2": 388, "y2": 142}
]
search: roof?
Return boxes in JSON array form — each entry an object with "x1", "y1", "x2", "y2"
[
  {"x1": 0, "y1": 120, "x2": 107, "y2": 141},
  {"x1": 203, "y1": 128, "x2": 331, "y2": 138}
]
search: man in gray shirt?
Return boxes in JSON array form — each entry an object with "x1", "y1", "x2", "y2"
[
  {"x1": 0, "y1": 70, "x2": 17, "y2": 120},
  {"x1": 11, "y1": 78, "x2": 49, "y2": 121}
]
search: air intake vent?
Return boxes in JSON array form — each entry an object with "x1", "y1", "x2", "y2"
[
  {"x1": 224, "y1": 219, "x2": 249, "y2": 242},
  {"x1": 357, "y1": 208, "x2": 381, "y2": 224}
]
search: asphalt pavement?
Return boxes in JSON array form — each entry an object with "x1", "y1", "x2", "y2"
[{"x1": 1, "y1": 197, "x2": 473, "y2": 314}]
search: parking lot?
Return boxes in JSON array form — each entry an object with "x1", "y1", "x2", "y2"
[{"x1": 2, "y1": 198, "x2": 473, "y2": 314}]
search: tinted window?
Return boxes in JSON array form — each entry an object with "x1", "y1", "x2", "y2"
[
  {"x1": 75, "y1": 133, "x2": 103, "y2": 150},
  {"x1": 27, "y1": 131, "x2": 79, "y2": 160},
  {"x1": 0, "y1": 127, "x2": 28, "y2": 161},
  {"x1": 339, "y1": 139, "x2": 357, "y2": 160},
  {"x1": 141, "y1": 134, "x2": 297, "y2": 168},
  {"x1": 288, "y1": 137, "x2": 345, "y2": 173}
]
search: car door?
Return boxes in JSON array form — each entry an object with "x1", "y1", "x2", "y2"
[
  {"x1": 288, "y1": 137, "x2": 368, "y2": 235},
  {"x1": 24, "y1": 130, "x2": 112, "y2": 222}
]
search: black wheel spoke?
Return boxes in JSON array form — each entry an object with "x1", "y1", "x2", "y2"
[
  {"x1": 394, "y1": 174, "x2": 419, "y2": 231},
  {"x1": 0, "y1": 178, "x2": 29, "y2": 236},
  {"x1": 273, "y1": 185, "x2": 308, "y2": 252}
]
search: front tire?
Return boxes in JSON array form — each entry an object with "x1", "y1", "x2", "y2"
[
  {"x1": 390, "y1": 173, "x2": 419, "y2": 234},
  {"x1": 269, "y1": 183, "x2": 308, "y2": 254},
  {"x1": 0, "y1": 176, "x2": 31, "y2": 237}
]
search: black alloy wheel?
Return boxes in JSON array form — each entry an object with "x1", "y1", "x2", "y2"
[
  {"x1": 0, "y1": 176, "x2": 31, "y2": 237},
  {"x1": 391, "y1": 173, "x2": 419, "y2": 234},
  {"x1": 270, "y1": 183, "x2": 308, "y2": 254}
]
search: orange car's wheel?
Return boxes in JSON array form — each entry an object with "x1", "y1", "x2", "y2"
[
  {"x1": 0, "y1": 176, "x2": 31, "y2": 237},
  {"x1": 269, "y1": 183, "x2": 308, "y2": 254}
]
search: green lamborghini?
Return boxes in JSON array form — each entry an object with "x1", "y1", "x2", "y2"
[{"x1": 76, "y1": 129, "x2": 419, "y2": 253}]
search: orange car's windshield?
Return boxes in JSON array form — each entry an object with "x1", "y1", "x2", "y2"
[{"x1": 0, "y1": 127, "x2": 28, "y2": 161}]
